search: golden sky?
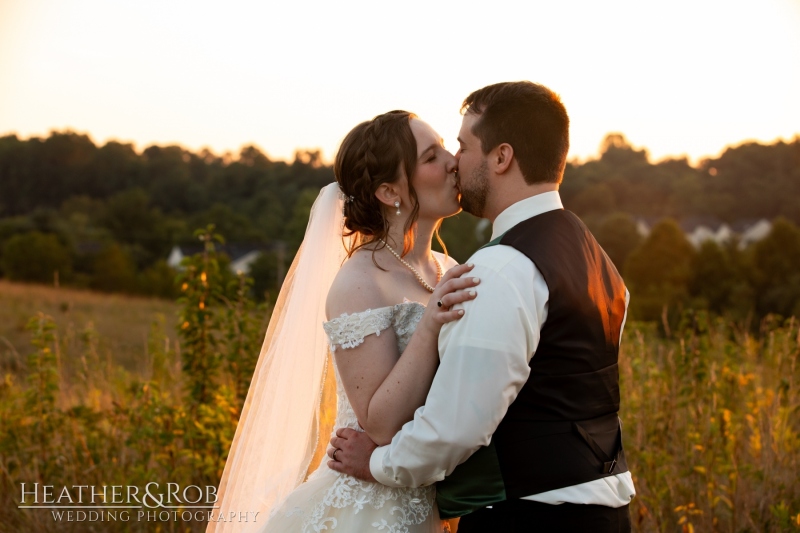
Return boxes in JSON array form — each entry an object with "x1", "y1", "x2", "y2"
[{"x1": 1, "y1": 0, "x2": 799, "y2": 165}]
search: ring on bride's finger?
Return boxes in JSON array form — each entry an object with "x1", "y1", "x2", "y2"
[
  {"x1": 437, "y1": 300, "x2": 443, "y2": 308},
  {"x1": 332, "y1": 448, "x2": 341, "y2": 461}
]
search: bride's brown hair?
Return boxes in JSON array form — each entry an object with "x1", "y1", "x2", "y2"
[{"x1": 335, "y1": 110, "x2": 422, "y2": 259}]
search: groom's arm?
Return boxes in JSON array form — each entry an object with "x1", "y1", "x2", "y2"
[
  {"x1": 367, "y1": 247, "x2": 545, "y2": 488},
  {"x1": 329, "y1": 257, "x2": 632, "y2": 488}
]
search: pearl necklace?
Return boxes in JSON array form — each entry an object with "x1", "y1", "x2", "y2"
[{"x1": 379, "y1": 239, "x2": 442, "y2": 293}]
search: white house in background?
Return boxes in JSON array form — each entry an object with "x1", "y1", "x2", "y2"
[
  {"x1": 739, "y1": 219, "x2": 772, "y2": 248},
  {"x1": 474, "y1": 219, "x2": 491, "y2": 241},
  {"x1": 229, "y1": 250, "x2": 262, "y2": 274},
  {"x1": 635, "y1": 219, "x2": 651, "y2": 238},
  {"x1": 167, "y1": 244, "x2": 275, "y2": 274},
  {"x1": 716, "y1": 224, "x2": 734, "y2": 244},
  {"x1": 166, "y1": 246, "x2": 185, "y2": 269},
  {"x1": 684, "y1": 221, "x2": 736, "y2": 248},
  {"x1": 686, "y1": 225, "x2": 717, "y2": 247},
  {"x1": 634, "y1": 217, "x2": 772, "y2": 248}
]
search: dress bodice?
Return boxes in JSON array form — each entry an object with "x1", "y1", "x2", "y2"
[
  {"x1": 284, "y1": 301, "x2": 440, "y2": 533},
  {"x1": 322, "y1": 301, "x2": 426, "y2": 432}
]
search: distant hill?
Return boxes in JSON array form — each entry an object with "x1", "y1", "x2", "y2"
[
  {"x1": 1, "y1": 131, "x2": 799, "y2": 319},
  {"x1": 1, "y1": 131, "x2": 798, "y2": 225},
  {"x1": 559, "y1": 133, "x2": 800, "y2": 225}
]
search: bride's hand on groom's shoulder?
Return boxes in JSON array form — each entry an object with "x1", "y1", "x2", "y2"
[
  {"x1": 327, "y1": 428, "x2": 378, "y2": 482},
  {"x1": 419, "y1": 263, "x2": 480, "y2": 337}
]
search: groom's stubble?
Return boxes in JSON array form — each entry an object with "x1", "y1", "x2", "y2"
[{"x1": 458, "y1": 159, "x2": 489, "y2": 218}]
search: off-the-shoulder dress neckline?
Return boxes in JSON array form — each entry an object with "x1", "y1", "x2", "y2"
[{"x1": 324, "y1": 299, "x2": 426, "y2": 324}]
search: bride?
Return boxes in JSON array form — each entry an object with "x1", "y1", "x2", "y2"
[{"x1": 209, "y1": 110, "x2": 480, "y2": 533}]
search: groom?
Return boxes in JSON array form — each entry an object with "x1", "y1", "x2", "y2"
[{"x1": 329, "y1": 81, "x2": 635, "y2": 532}]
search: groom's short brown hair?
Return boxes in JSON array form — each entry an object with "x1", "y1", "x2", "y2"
[{"x1": 461, "y1": 81, "x2": 569, "y2": 184}]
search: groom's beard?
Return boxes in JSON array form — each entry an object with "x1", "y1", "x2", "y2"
[{"x1": 459, "y1": 160, "x2": 489, "y2": 218}]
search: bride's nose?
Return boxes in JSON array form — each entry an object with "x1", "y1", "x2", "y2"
[{"x1": 445, "y1": 152, "x2": 457, "y2": 173}]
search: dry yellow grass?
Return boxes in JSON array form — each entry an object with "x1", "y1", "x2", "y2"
[{"x1": 0, "y1": 280, "x2": 179, "y2": 377}]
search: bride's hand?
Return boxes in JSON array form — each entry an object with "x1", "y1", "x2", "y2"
[{"x1": 419, "y1": 263, "x2": 480, "y2": 336}]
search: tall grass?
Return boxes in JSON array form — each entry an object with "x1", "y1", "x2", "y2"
[
  {"x1": 0, "y1": 279, "x2": 180, "y2": 376},
  {"x1": 1, "y1": 276, "x2": 798, "y2": 531},
  {"x1": 622, "y1": 313, "x2": 800, "y2": 531}
]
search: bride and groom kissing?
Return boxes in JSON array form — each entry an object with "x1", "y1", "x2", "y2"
[{"x1": 210, "y1": 81, "x2": 635, "y2": 533}]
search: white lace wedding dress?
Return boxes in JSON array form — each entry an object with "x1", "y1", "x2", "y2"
[{"x1": 259, "y1": 301, "x2": 449, "y2": 533}]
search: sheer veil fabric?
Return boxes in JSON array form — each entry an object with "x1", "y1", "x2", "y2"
[{"x1": 209, "y1": 183, "x2": 351, "y2": 533}]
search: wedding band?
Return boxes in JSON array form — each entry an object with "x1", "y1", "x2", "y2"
[
  {"x1": 332, "y1": 448, "x2": 341, "y2": 461},
  {"x1": 437, "y1": 300, "x2": 443, "y2": 308}
]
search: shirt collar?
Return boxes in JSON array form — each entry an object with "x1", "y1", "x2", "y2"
[{"x1": 490, "y1": 191, "x2": 563, "y2": 240}]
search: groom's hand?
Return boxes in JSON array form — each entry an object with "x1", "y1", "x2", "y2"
[{"x1": 327, "y1": 428, "x2": 378, "y2": 482}]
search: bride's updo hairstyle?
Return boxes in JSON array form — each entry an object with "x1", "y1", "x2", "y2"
[{"x1": 335, "y1": 110, "x2": 421, "y2": 259}]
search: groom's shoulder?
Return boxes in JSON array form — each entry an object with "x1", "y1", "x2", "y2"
[{"x1": 467, "y1": 244, "x2": 530, "y2": 276}]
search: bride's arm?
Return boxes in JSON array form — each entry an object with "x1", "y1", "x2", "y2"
[{"x1": 328, "y1": 263, "x2": 478, "y2": 446}]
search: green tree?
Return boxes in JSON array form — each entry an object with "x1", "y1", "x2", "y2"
[
  {"x1": 176, "y1": 226, "x2": 225, "y2": 406},
  {"x1": 247, "y1": 189, "x2": 286, "y2": 242},
  {"x1": 625, "y1": 219, "x2": 695, "y2": 321},
  {"x1": 248, "y1": 250, "x2": 280, "y2": 302},
  {"x1": 1, "y1": 231, "x2": 72, "y2": 283},
  {"x1": 688, "y1": 241, "x2": 741, "y2": 314},
  {"x1": 751, "y1": 218, "x2": 800, "y2": 318},
  {"x1": 568, "y1": 183, "x2": 617, "y2": 218},
  {"x1": 221, "y1": 273, "x2": 263, "y2": 404},
  {"x1": 594, "y1": 213, "x2": 642, "y2": 273},
  {"x1": 189, "y1": 203, "x2": 266, "y2": 243},
  {"x1": 138, "y1": 260, "x2": 179, "y2": 299},
  {"x1": 23, "y1": 314, "x2": 62, "y2": 480},
  {"x1": 598, "y1": 133, "x2": 650, "y2": 167},
  {"x1": 90, "y1": 244, "x2": 138, "y2": 293},
  {"x1": 436, "y1": 211, "x2": 489, "y2": 264},
  {"x1": 90, "y1": 140, "x2": 141, "y2": 196},
  {"x1": 284, "y1": 188, "x2": 322, "y2": 251},
  {"x1": 99, "y1": 188, "x2": 172, "y2": 265}
]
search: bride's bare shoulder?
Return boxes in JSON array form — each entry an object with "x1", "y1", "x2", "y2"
[
  {"x1": 325, "y1": 250, "x2": 392, "y2": 320},
  {"x1": 433, "y1": 250, "x2": 459, "y2": 271}
]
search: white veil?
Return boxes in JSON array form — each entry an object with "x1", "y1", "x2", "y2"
[{"x1": 209, "y1": 182, "x2": 351, "y2": 532}]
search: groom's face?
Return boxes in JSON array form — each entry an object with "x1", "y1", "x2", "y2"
[{"x1": 456, "y1": 112, "x2": 490, "y2": 218}]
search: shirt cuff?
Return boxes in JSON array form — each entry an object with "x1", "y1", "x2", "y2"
[{"x1": 369, "y1": 445, "x2": 404, "y2": 487}]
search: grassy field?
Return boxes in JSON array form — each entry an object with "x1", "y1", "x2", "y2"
[
  {"x1": 1, "y1": 280, "x2": 798, "y2": 532},
  {"x1": 621, "y1": 316, "x2": 799, "y2": 531},
  {"x1": 0, "y1": 279, "x2": 180, "y2": 378}
]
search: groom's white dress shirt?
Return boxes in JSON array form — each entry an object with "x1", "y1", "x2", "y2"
[{"x1": 369, "y1": 191, "x2": 636, "y2": 507}]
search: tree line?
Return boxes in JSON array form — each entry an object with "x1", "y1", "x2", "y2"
[{"x1": 1, "y1": 130, "x2": 798, "y2": 321}]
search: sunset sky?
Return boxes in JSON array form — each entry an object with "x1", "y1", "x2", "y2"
[{"x1": 1, "y1": 0, "x2": 799, "y2": 165}]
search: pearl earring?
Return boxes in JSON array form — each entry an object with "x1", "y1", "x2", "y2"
[{"x1": 395, "y1": 201, "x2": 401, "y2": 215}]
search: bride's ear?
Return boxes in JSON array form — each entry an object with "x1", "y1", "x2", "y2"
[{"x1": 374, "y1": 183, "x2": 401, "y2": 209}]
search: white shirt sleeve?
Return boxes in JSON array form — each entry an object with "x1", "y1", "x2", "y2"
[{"x1": 369, "y1": 247, "x2": 547, "y2": 488}]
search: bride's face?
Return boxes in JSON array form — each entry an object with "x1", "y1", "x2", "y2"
[{"x1": 407, "y1": 119, "x2": 460, "y2": 221}]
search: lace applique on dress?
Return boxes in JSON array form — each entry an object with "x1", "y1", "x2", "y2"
[
  {"x1": 281, "y1": 302, "x2": 447, "y2": 533},
  {"x1": 322, "y1": 307, "x2": 394, "y2": 351},
  {"x1": 392, "y1": 302, "x2": 425, "y2": 342},
  {"x1": 294, "y1": 471, "x2": 437, "y2": 533}
]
